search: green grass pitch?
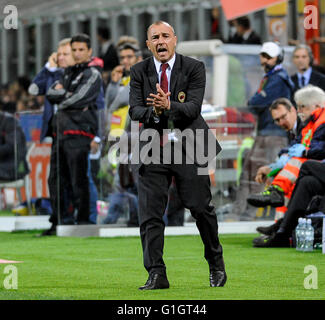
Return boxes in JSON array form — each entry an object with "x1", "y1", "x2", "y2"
[{"x1": 0, "y1": 231, "x2": 324, "y2": 300}]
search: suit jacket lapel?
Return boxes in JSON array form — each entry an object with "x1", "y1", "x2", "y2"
[
  {"x1": 147, "y1": 58, "x2": 159, "y2": 92},
  {"x1": 309, "y1": 71, "x2": 317, "y2": 86},
  {"x1": 170, "y1": 54, "x2": 182, "y2": 100}
]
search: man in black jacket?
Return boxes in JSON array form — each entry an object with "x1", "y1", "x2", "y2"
[
  {"x1": 291, "y1": 44, "x2": 325, "y2": 93},
  {"x1": 47, "y1": 34, "x2": 102, "y2": 225},
  {"x1": 129, "y1": 21, "x2": 226, "y2": 290},
  {"x1": 0, "y1": 111, "x2": 29, "y2": 182}
]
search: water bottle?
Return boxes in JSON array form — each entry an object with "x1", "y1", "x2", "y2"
[
  {"x1": 303, "y1": 219, "x2": 314, "y2": 252},
  {"x1": 295, "y1": 218, "x2": 304, "y2": 251},
  {"x1": 300, "y1": 218, "x2": 307, "y2": 251}
]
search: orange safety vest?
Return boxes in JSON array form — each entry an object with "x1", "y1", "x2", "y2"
[
  {"x1": 300, "y1": 107, "x2": 325, "y2": 149},
  {"x1": 273, "y1": 108, "x2": 325, "y2": 218}
]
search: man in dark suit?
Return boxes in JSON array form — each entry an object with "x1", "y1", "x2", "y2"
[
  {"x1": 228, "y1": 16, "x2": 261, "y2": 45},
  {"x1": 291, "y1": 44, "x2": 325, "y2": 93},
  {"x1": 129, "y1": 21, "x2": 226, "y2": 290}
]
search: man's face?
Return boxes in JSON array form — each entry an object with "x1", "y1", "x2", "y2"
[
  {"x1": 292, "y1": 48, "x2": 310, "y2": 73},
  {"x1": 271, "y1": 104, "x2": 297, "y2": 131},
  {"x1": 119, "y1": 48, "x2": 138, "y2": 71},
  {"x1": 297, "y1": 103, "x2": 319, "y2": 122},
  {"x1": 260, "y1": 53, "x2": 277, "y2": 72},
  {"x1": 71, "y1": 41, "x2": 92, "y2": 64},
  {"x1": 57, "y1": 44, "x2": 75, "y2": 68},
  {"x1": 146, "y1": 23, "x2": 177, "y2": 63}
]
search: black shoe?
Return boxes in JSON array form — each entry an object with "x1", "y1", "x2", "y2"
[
  {"x1": 39, "y1": 227, "x2": 56, "y2": 236},
  {"x1": 209, "y1": 270, "x2": 227, "y2": 287},
  {"x1": 76, "y1": 221, "x2": 90, "y2": 225},
  {"x1": 252, "y1": 234, "x2": 271, "y2": 246},
  {"x1": 247, "y1": 185, "x2": 284, "y2": 208},
  {"x1": 253, "y1": 232, "x2": 290, "y2": 248},
  {"x1": 256, "y1": 218, "x2": 284, "y2": 235},
  {"x1": 139, "y1": 273, "x2": 170, "y2": 290}
]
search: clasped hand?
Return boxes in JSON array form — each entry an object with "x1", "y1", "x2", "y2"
[{"x1": 147, "y1": 83, "x2": 171, "y2": 115}]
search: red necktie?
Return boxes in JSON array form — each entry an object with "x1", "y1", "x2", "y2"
[
  {"x1": 160, "y1": 63, "x2": 169, "y2": 147},
  {"x1": 160, "y1": 63, "x2": 169, "y2": 93}
]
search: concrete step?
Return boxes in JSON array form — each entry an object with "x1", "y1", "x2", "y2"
[
  {"x1": 57, "y1": 220, "x2": 274, "y2": 238},
  {"x1": 0, "y1": 216, "x2": 51, "y2": 232}
]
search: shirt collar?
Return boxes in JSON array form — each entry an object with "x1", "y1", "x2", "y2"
[
  {"x1": 153, "y1": 54, "x2": 176, "y2": 74},
  {"x1": 298, "y1": 67, "x2": 312, "y2": 79},
  {"x1": 242, "y1": 30, "x2": 252, "y2": 40}
]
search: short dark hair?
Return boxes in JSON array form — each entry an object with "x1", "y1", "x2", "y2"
[
  {"x1": 97, "y1": 27, "x2": 110, "y2": 40},
  {"x1": 236, "y1": 16, "x2": 250, "y2": 30},
  {"x1": 71, "y1": 33, "x2": 91, "y2": 49},
  {"x1": 270, "y1": 97, "x2": 294, "y2": 112},
  {"x1": 119, "y1": 42, "x2": 142, "y2": 57}
]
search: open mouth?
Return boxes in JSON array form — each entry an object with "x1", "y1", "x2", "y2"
[{"x1": 157, "y1": 47, "x2": 167, "y2": 53}]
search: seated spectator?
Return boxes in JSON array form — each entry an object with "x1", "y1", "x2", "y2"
[
  {"x1": 0, "y1": 110, "x2": 29, "y2": 181},
  {"x1": 253, "y1": 160, "x2": 325, "y2": 247},
  {"x1": 247, "y1": 85, "x2": 325, "y2": 216}
]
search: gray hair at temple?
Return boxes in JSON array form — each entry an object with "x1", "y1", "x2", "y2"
[{"x1": 294, "y1": 85, "x2": 325, "y2": 108}]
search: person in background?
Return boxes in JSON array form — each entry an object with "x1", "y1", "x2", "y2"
[
  {"x1": 247, "y1": 86, "x2": 325, "y2": 222},
  {"x1": 97, "y1": 27, "x2": 119, "y2": 86},
  {"x1": 291, "y1": 44, "x2": 325, "y2": 93},
  {"x1": 230, "y1": 42, "x2": 294, "y2": 221},
  {"x1": 233, "y1": 16, "x2": 261, "y2": 45},
  {"x1": 46, "y1": 34, "x2": 102, "y2": 227}
]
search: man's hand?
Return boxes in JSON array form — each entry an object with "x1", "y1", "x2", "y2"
[
  {"x1": 255, "y1": 165, "x2": 272, "y2": 184},
  {"x1": 147, "y1": 83, "x2": 171, "y2": 115},
  {"x1": 54, "y1": 83, "x2": 63, "y2": 90},
  {"x1": 111, "y1": 65, "x2": 124, "y2": 83},
  {"x1": 48, "y1": 52, "x2": 58, "y2": 68},
  {"x1": 90, "y1": 139, "x2": 100, "y2": 154}
]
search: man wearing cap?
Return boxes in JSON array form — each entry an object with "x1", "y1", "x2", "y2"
[{"x1": 231, "y1": 41, "x2": 294, "y2": 221}]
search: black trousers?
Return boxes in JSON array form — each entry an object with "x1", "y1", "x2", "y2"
[
  {"x1": 281, "y1": 160, "x2": 325, "y2": 233},
  {"x1": 48, "y1": 138, "x2": 90, "y2": 225},
  {"x1": 138, "y1": 161, "x2": 225, "y2": 276}
]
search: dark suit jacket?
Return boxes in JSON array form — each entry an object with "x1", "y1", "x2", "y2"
[
  {"x1": 129, "y1": 53, "x2": 221, "y2": 169},
  {"x1": 0, "y1": 111, "x2": 29, "y2": 181},
  {"x1": 241, "y1": 31, "x2": 261, "y2": 45},
  {"x1": 100, "y1": 43, "x2": 119, "y2": 72},
  {"x1": 291, "y1": 69, "x2": 325, "y2": 93}
]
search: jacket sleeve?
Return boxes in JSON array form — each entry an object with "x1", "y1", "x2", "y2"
[
  {"x1": 0, "y1": 117, "x2": 15, "y2": 158},
  {"x1": 129, "y1": 66, "x2": 155, "y2": 124},
  {"x1": 28, "y1": 66, "x2": 57, "y2": 96},
  {"x1": 306, "y1": 123, "x2": 325, "y2": 159},
  {"x1": 59, "y1": 67, "x2": 102, "y2": 110},
  {"x1": 166, "y1": 61, "x2": 206, "y2": 121},
  {"x1": 248, "y1": 75, "x2": 291, "y2": 115},
  {"x1": 46, "y1": 80, "x2": 67, "y2": 104}
]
